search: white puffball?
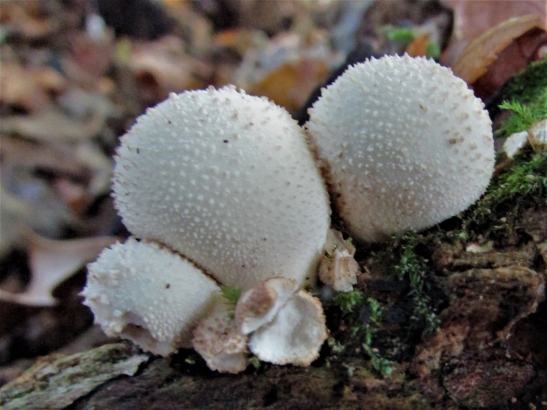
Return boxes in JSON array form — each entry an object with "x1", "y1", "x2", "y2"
[
  {"x1": 82, "y1": 238, "x2": 221, "y2": 356},
  {"x1": 113, "y1": 86, "x2": 330, "y2": 289},
  {"x1": 306, "y1": 54, "x2": 495, "y2": 242}
]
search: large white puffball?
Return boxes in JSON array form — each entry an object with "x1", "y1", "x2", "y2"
[
  {"x1": 306, "y1": 54, "x2": 494, "y2": 242},
  {"x1": 113, "y1": 86, "x2": 330, "y2": 289}
]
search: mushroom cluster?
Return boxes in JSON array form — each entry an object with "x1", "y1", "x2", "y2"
[
  {"x1": 84, "y1": 86, "x2": 331, "y2": 372},
  {"x1": 83, "y1": 55, "x2": 495, "y2": 373}
]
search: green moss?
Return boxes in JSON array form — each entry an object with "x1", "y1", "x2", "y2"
[
  {"x1": 464, "y1": 57, "x2": 547, "y2": 235},
  {"x1": 465, "y1": 149, "x2": 547, "y2": 233},
  {"x1": 497, "y1": 98, "x2": 546, "y2": 136},
  {"x1": 327, "y1": 337, "x2": 346, "y2": 354},
  {"x1": 500, "y1": 58, "x2": 547, "y2": 106},
  {"x1": 382, "y1": 234, "x2": 440, "y2": 336},
  {"x1": 248, "y1": 356, "x2": 261, "y2": 369},
  {"x1": 329, "y1": 291, "x2": 395, "y2": 376},
  {"x1": 367, "y1": 297, "x2": 382, "y2": 325},
  {"x1": 221, "y1": 285, "x2": 241, "y2": 306},
  {"x1": 362, "y1": 342, "x2": 394, "y2": 377},
  {"x1": 496, "y1": 58, "x2": 547, "y2": 137},
  {"x1": 332, "y1": 289, "x2": 365, "y2": 316},
  {"x1": 221, "y1": 285, "x2": 242, "y2": 318},
  {"x1": 360, "y1": 298, "x2": 394, "y2": 377}
]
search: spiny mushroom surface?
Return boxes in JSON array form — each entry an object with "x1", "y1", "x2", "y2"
[
  {"x1": 306, "y1": 54, "x2": 495, "y2": 242},
  {"x1": 113, "y1": 86, "x2": 330, "y2": 289},
  {"x1": 82, "y1": 238, "x2": 221, "y2": 356}
]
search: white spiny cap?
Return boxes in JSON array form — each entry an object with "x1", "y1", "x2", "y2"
[
  {"x1": 306, "y1": 54, "x2": 495, "y2": 242},
  {"x1": 82, "y1": 237, "x2": 221, "y2": 356},
  {"x1": 113, "y1": 86, "x2": 331, "y2": 289}
]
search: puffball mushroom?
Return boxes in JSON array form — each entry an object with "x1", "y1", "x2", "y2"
[
  {"x1": 317, "y1": 229, "x2": 359, "y2": 292},
  {"x1": 82, "y1": 238, "x2": 222, "y2": 356},
  {"x1": 192, "y1": 300, "x2": 248, "y2": 374},
  {"x1": 306, "y1": 54, "x2": 495, "y2": 242},
  {"x1": 113, "y1": 86, "x2": 330, "y2": 290},
  {"x1": 235, "y1": 277, "x2": 328, "y2": 366},
  {"x1": 235, "y1": 276, "x2": 300, "y2": 334}
]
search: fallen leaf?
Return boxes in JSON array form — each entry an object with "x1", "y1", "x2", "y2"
[
  {"x1": 471, "y1": 27, "x2": 547, "y2": 100},
  {"x1": 127, "y1": 36, "x2": 208, "y2": 104},
  {"x1": 0, "y1": 107, "x2": 106, "y2": 144},
  {"x1": 0, "y1": 62, "x2": 66, "y2": 112},
  {"x1": 75, "y1": 143, "x2": 113, "y2": 196},
  {"x1": 0, "y1": 1, "x2": 59, "y2": 40},
  {"x1": 0, "y1": 230, "x2": 117, "y2": 306},
  {"x1": 0, "y1": 136, "x2": 87, "y2": 176},
  {"x1": 71, "y1": 32, "x2": 115, "y2": 80},
  {"x1": 249, "y1": 59, "x2": 330, "y2": 114},
  {"x1": 441, "y1": 0, "x2": 545, "y2": 42},
  {"x1": 1, "y1": 135, "x2": 114, "y2": 198},
  {"x1": 406, "y1": 33, "x2": 430, "y2": 57},
  {"x1": 52, "y1": 178, "x2": 89, "y2": 214},
  {"x1": 451, "y1": 14, "x2": 544, "y2": 84},
  {"x1": 0, "y1": 168, "x2": 75, "y2": 239}
]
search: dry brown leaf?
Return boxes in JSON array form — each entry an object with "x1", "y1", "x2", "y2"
[
  {"x1": 451, "y1": 14, "x2": 544, "y2": 84},
  {"x1": 0, "y1": 107, "x2": 105, "y2": 144},
  {"x1": 406, "y1": 33, "x2": 430, "y2": 57},
  {"x1": 0, "y1": 168, "x2": 75, "y2": 240},
  {"x1": 0, "y1": 1, "x2": 59, "y2": 39},
  {"x1": 471, "y1": 26, "x2": 547, "y2": 100},
  {"x1": 127, "y1": 36, "x2": 208, "y2": 103},
  {"x1": 0, "y1": 136, "x2": 86, "y2": 176},
  {"x1": 441, "y1": 0, "x2": 545, "y2": 42},
  {"x1": 1, "y1": 135, "x2": 112, "y2": 210},
  {"x1": 70, "y1": 33, "x2": 115, "y2": 80},
  {"x1": 0, "y1": 230, "x2": 117, "y2": 306},
  {"x1": 74, "y1": 143, "x2": 113, "y2": 196},
  {"x1": 249, "y1": 59, "x2": 329, "y2": 114},
  {"x1": 0, "y1": 62, "x2": 66, "y2": 111},
  {"x1": 52, "y1": 178, "x2": 89, "y2": 215}
]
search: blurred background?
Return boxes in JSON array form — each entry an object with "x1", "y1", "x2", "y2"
[{"x1": 0, "y1": 0, "x2": 545, "y2": 384}]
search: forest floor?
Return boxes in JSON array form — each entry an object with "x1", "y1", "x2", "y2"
[{"x1": 0, "y1": 1, "x2": 546, "y2": 409}]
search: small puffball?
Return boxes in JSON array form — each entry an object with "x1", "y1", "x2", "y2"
[
  {"x1": 113, "y1": 86, "x2": 330, "y2": 290},
  {"x1": 317, "y1": 229, "x2": 359, "y2": 291},
  {"x1": 503, "y1": 131, "x2": 529, "y2": 158},
  {"x1": 82, "y1": 238, "x2": 221, "y2": 356},
  {"x1": 192, "y1": 300, "x2": 248, "y2": 373},
  {"x1": 306, "y1": 54, "x2": 495, "y2": 242},
  {"x1": 235, "y1": 277, "x2": 299, "y2": 335},
  {"x1": 529, "y1": 119, "x2": 547, "y2": 153},
  {"x1": 248, "y1": 289, "x2": 328, "y2": 366}
]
